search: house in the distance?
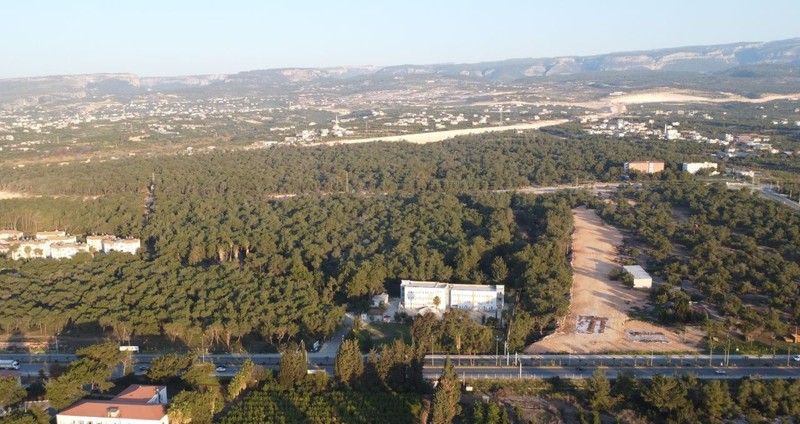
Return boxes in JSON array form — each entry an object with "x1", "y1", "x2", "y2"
[
  {"x1": 56, "y1": 385, "x2": 168, "y2": 424},
  {"x1": 11, "y1": 239, "x2": 51, "y2": 260},
  {"x1": 0, "y1": 230, "x2": 22, "y2": 240},
  {"x1": 35, "y1": 230, "x2": 67, "y2": 240},
  {"x1": 682, "y1": 162, "x2": 719, "y2": 175},
  {"x1": 102, "y1": 238, "x2": 141, "y2": 255},
  {"x1": 0, "y1": 232, "x2": 140, "y2": 260},
  {"x1": 624, "y1": 161, "x2": 665, "y2": 174},
  {"x1": 371, "y1": 293, "x2": 389, "y2": 308},
  {"x1": 50, "y1": 243, "x2": 90, "y2": 259}
]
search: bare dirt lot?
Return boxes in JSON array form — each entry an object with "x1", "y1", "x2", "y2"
[
  {"x1": 526, "y1": 207, "x2": 699, "y2": 354},
  {"x1": 308, "y1": 119, "x2": 568, "y2": 146},
  {"x1": 0, "y1": 191, "x2": 30, "y2": 200}
]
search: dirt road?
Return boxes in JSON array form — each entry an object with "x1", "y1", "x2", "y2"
[{"x1": 526, "y1": 207, "x2": 698, "y2": 354}]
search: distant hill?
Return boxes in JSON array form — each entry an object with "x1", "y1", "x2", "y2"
[
  {"x1": 379, "y1": 38, "x2": 800, "y2": 80},
  {"x1": 0, "y1": 38, "x2": 798, "y2": 107}
]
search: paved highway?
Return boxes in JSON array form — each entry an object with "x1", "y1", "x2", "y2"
[
  {"x1": 424, "y1": 365, "x2": 800, "y2": 381},
  {"x1": 759, "y1": 187, "x2": 800, "y2": 212},
  {"x1": 6, "y1": 353, "x2": 800, "y2": 379}
]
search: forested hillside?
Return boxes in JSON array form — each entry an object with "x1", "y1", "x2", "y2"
[
  {"x1": 0, "y1": 131, "x2": 705, "y2": 198},
  {"x1": 0, "y1": 130, "x2": 742, "y2": 351},
  {"x1": 0, "y1": 189, "x2": 583, "y2": 351}
]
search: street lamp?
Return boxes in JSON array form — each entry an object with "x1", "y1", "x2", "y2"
[
  {"x1": 431, "y1": 336, "x2": 434, "y2": 366},
  {"x1": 495, "y1": 336, "x2": 501, "y2": 366}
]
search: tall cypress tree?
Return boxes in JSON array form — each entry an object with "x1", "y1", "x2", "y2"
[
  {"x1": 431, "y1": 356, "x2": 460, "y2": 424},
  {"x1": 278, "y1": 346, "x2": 307, "y2": 390},
  {"x1": 334, "y1": 339, "x2": 364, "y2": 387}
]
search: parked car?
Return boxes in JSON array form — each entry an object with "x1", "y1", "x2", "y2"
[
  {"x1": 215, "y1": 365, "x2": 227, "y2": 372},
  {"x1": 138, "y1": 365, "x2": 150, "y2": 372},
  {"x1": 714, "y1": 369, "x2": 726, "y2": 374},
  {"x1": 792, "y1": 354, "x2": 800, "y2": 362}
]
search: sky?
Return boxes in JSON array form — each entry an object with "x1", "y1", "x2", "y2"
[{"x1": 1, "y1": 0, "x2": 799, "y2": 79}]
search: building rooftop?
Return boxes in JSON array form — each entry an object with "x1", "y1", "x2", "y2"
[
  {"x1": 400, "y1": 280, "x2": 448, "y2": 289},
  {"x1": 108, "y1": 238, "x2": 141, "y2": 244},
  {"x1": 35, "y1": 231, "x2": 66, "y2": 238},
  {"x1": 622, "y1": 265, "x2": 651, "y2": 279},
  {"x1": 45, "y1": 236, "x2": 76, "y2": 242},
  {"x1": 57, "y1": 400, "x2": 166, "y2": 421},
  {"x1": 450, "y1": 284, "x2": 500, "y2": 292},
  {"x1": 51, "y1": 243, "x2": 86, "y2": 249},
  {"x1": 114, "y1": 385, "x2": 165, "y2": 403}
]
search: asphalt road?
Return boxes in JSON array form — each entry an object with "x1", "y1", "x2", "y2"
[
  {"x1": 423, "y1": 365, "x2": 800, "y2": 381},
  {"x1": 759, "y1": 187, "x2": 800, "y2": 212},
  {"x1": 7, "y1": 353, "x2": 800, "y2": 380}
]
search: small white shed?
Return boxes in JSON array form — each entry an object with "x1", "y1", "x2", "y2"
[
  {"x1": 371, "y1": 293, "x2": 389, "y2": 308},
  {"x1": 622, "y1": 265, "x2": 652, "y2": 289}
]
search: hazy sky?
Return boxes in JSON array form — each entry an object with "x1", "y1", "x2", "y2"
[{"x1": 2, "y1": 0, "x2": 798, "y2": 79}]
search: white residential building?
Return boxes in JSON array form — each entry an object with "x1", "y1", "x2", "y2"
[
  {"x1": 11, "y1": 240, "x2": 51, "y2": 260},
  {"x1": 400, "y1": 280, "x2": 504, "y2": 312},
  {"x1": 0, "y1": 230, "x2": 23, "y2": 240},
  {"x1": 86, "y1": 235, "x2": 111, "y2": 252},
  {"x1": 103, "y1": 238, "x2": 141, "y2": 255},
  {"x1": 42, "y1": 235, "x2": 78, "y2": 246},
  {"x1": 682, "y1": 162, "x2": 719, "y2": 175},
  {"x1": 56, "y1": 385, "x2": 168, "y2": 424},
  {"x1": 50, "y1": 243, "x2": 89, "y2": 259},
  {"x1": 0, "y1": 232, "x2": 139, "y2": 260},
  {"x1": 35, "y1": 230, "x2": 66, "y2": 239}
]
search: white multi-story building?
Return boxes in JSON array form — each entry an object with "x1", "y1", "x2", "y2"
[
  {"x1": 35, "y1": 230, "x2": 66, "y2": 240},
  {"x1": 56, "y1": 385, "x2": 168, "y2": 424},
  {"x1": 401, "y1": 281, "x2": 450, "y2": 311},
  {"x1": 42, "y1": 235, "x2": 78, "y2": 246},
  {"x1": 86, "y1": 235, "x2": 114, "y2": 252},
  {"x1": 11, "y1": 240, "x2": 51, "y2": 260},
  {"x1": 450, "y1": 284, "x2": 504, "y2": 311},
  {"x1": 0, "y1": 232, "x2": 140, "y2": 260},
  {"x1": 0, "y1": 230, "x2": 23, "y2": 240},
  {"x1": 103, "y1": 238, "x2": 141, "y2": 255},
  {"x1": 682, "y1": 162, "x2": 719, "y2": 175},
  {"x1": 50, "y1": 243, "x2": 89, "y2": 259},
  {"x1": 400, "y1": 280, "x2": 504, "y2": 313}
]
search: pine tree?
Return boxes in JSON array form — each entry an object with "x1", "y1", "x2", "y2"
[
  {"x1": 334, "y1": 339, "x2": 364, "y2": 387},
  {"x1": 702, "y1": 380, "x2": 732, "y2": 423},
  {"x1": 278, "y1": 346, "x2": 307, "y2": 390},
  {"x1": 587, "y1": 368, "x2": 613, "y2": 411},
  {"x1": 431, "y1": 357, "x2": 461, "y2": 424}
]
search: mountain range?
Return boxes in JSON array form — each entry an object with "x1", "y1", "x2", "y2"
[{"x1": 1, "y1": 37, "x2": 798, "y2": 107}]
